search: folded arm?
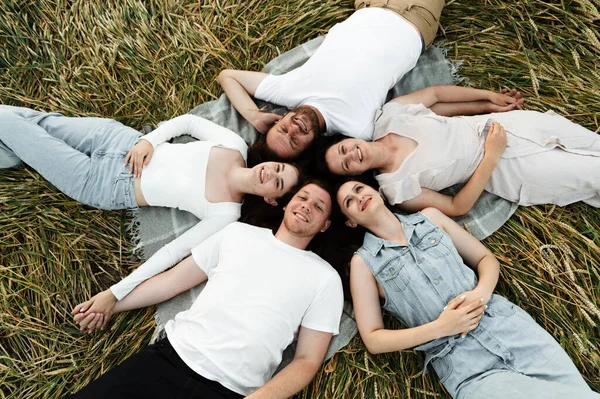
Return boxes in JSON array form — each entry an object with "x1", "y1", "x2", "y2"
[
  {"x1": 397, "y1": 121, "x2": 507, "y2": 216},
  {"x1": 247, "y1": 326, "x2": 332, "y2": 399},
  {"x1": 391, "y1": 86, "x2": 523, "y2": 117},
  {"x1": 350, "y1": 254, "x2": 485, "y2": 354},
  {"x1": 217, "y1": 69, "x2": 281, "y2": 134},
  {"x1": 421, "y1": 207, "x2": 499, "y2": 307}
]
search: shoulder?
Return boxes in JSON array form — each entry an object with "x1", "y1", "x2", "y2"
[
  {"x1": 420, "y1": 207, "x2": 448, "y2": 228},
  {"x1": 350, "y1": 253, "x2": 367, "y2": 267}
]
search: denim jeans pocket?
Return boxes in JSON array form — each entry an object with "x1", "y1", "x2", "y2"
[
  {"x1": 488, "y1": 295, "x2": 517, "y2": 317},
  {"x1": 110, "y1": 172, "x2": 133, "y2": 209},
  {"x1": 431, "y1": 352, "x2": 453, "y2": 383}
]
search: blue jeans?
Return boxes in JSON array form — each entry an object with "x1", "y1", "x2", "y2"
[{"x1": 0, "y1": 105, "x2": 141, "y2": 210}]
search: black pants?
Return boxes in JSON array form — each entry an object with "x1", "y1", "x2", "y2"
[{"x1": 69, "y1": 338, "x2": 244, "y2": 399}]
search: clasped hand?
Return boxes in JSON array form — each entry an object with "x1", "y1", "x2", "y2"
[
  {"x1": 437, "y1": 293, "x2": 487, "y2": 338},
  {"x1": 488, "y1": 88, "x2": 524, "y2": 112},
  {"x1": 72, "y1": 289, "x2": 118, "y2": 333}
]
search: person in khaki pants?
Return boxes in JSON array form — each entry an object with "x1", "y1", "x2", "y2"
[{"x1": 218, "y1": 1, "x2": 445, "y2": 159}]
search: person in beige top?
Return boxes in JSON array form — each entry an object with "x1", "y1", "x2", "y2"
[{"x1": 322, "y1": 85, "x2": 600, "y2": 216}]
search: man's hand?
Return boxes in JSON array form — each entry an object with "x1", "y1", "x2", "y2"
[
  {"x1": 487, "y1": 88, "x2": 524, "y2": 112},
  {"x1": 484, "y1": 121, "x2": 507, "y2": 162},
  {"x1": 436, "y1": 295, "x2": 486, "y2": 338},
  {"x1": 253, "y1": 112, "x2": 281, "y2": 134},
  {"x1": 125, "y1": 139, "x2": 154, "y2": 178},
  {"x1": 72, "y1": 289, "x2": 118, "y2": 333}
]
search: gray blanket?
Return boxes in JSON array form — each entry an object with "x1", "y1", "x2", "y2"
[{"x1": 134, "y1": 37, "x2": 517, "y2": 365}]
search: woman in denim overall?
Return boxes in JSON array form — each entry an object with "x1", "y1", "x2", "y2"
[{"x1": 337, "y1": 180, "x2": 598, "y2": 398}]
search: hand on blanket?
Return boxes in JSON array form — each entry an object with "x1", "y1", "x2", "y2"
[
  {"x1": 437, "y1": 295, "x2": 486, "y2": 338},
  {"x1": 125, "y1": 139, "x2": 154, "y2": 178},
  {"x1": 253, "y1": 111, "x2": 281, "y2": 134},
  {"x1": 484, "y1": 121, "x2": 507, "y2": 162},
  {"x1": 487, "y1": 88, "x2": 524, "y2": 112},
  {"x1": 72, "y1": 289, "x2": 118, "y2": 333}
]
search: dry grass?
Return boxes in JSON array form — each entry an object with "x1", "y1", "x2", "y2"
[{"x1": 1, "y1": 0, "x2": 599, "y2": 398}]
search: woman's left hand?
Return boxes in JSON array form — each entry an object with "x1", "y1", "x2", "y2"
[
  {"x1": 452, "y1": 288, "x2": 492, "y2": 337},
  {"x1": 484, "y1": 122, "x2": 507, "y2": 162},
  {"x1": 125, "y1": 139, "x2": 154, "y2": 178}
]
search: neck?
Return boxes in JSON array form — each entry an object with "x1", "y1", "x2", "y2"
[
  {"x1": 371, "y1": 137, "x2": 398, "y2": 171},
  {"x1": 363, "y1": 208, "x2": 407, "y2": 245},
  {"x1": 274, "y1": 223, "x2": 313, "y2": 250},
  {"x1": 227, "y1": 166, "x2": 252, "y2": 201}
]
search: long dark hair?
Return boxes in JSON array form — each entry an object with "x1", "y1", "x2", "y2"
[{"x1": 311, "y1": 133, "x2": 350, "y2": 180}]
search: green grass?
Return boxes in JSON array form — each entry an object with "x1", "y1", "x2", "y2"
[{"x1": 1, "y1": 0, "x2": 599, "y2": 397}]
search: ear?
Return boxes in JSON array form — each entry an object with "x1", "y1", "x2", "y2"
[
  {"x1": 320, "y1": 220, "x2": 332, "y2": 233},
  {"x1": 345, "y1": 220, "x2": 357, "y2": 228},
  {"x1": 264, "y1": 197, "x2": 278, "y2": 207}
]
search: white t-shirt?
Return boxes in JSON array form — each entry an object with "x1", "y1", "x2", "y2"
[
  {"x1": 110, "y1": 115, "x2": 246, "y2": 300},
  {"x1": 254, "y1": 8, "x2": 422, "y2": 140},
  {"x1": 165, "y1": 223, "x2": 344, "y2": 396}
]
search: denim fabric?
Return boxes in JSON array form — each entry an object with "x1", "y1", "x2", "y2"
[
  {"x1": 0, "y1": 105, "x2": 141, "y2": 210},
  {"x1": 356, "y1": 212, "x2": 598, "y2": 398}
]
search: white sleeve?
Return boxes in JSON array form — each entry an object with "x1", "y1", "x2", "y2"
[
  {"x1": 301, "y1": 273, "x2": 344, "y2": 335},
  {"x1": 254, "y1": 74, "x2": 298, "y2": 109},
  {"x1": 109, "y1": 215, "x2": 238, "y2": 300},
  {"x1": 141, "y1": 114, "x2": 248, "y2": 158}
]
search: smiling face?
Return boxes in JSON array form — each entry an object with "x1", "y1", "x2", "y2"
[
  {"x1": 282, "y1": 183, "x2": 332, "y2": 237},
  {"x1": 266, "y1": 107, "x2": 321, "y2": 159},
  {"x1": 325, "y1": 138, "x2": 370, "y2": 176},
  {"x1": 337, "y1": 181, "x2": 384, "y2": 227},
  {"x1": 250, "y1": 162, "x2": 299, "y2": 198}
]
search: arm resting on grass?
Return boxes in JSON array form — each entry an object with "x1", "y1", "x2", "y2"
[
  {"x1": 247, "y1": 326, "x2": 332, "y2": 399},
  {"x1": 73, "y1": 255, "x2": 208, "y2": 331},
  {"x1": 113, "y1": 255, "x2": 208, "y2": 312}
]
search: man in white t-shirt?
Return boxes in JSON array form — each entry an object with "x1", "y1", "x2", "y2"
[
  {"x1": 218, "y1": 0, "x2": 445, "y2": 159},
  {"x1": 70, "y1": 181, "x2": 344, "y2": 399}
]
